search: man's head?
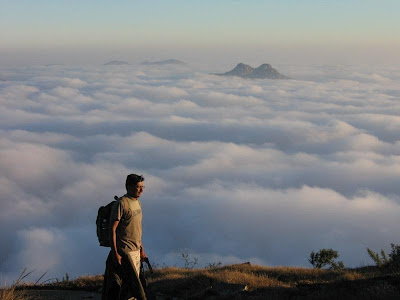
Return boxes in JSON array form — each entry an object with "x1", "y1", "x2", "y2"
[{"x1": 126, "y1": 174, "x2": 145, "y2": 198}]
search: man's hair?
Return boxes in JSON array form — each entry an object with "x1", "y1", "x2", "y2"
[{"x1": 126, "y1": 174, "x2": 144, "y2": 190}]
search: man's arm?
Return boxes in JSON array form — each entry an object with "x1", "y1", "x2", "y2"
[{"x1": 111, "y1": 220, "x2": 122, "y2": 265}]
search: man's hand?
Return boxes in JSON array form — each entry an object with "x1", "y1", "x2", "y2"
[
  {"x1": 140, "y1": 246, "x2": 147, "y2": 260},
  {"x1": 114, "y1": 252, "x2": 122, "y2": 265}
]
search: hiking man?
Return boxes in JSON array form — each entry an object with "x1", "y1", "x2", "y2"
[{"x1": 103, "y1": 174, "x2": 147, "y2": 300}]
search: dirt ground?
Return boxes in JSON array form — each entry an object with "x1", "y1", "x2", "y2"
[{"x1": 21, "y1": 290, "x2": 101, "y2": 300}]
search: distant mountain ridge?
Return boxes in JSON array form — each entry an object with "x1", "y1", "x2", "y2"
[
  {"x1": 214, "y1": 63, "x2": 290, "y2": 79},
  {"x1": 104, "y1": 61, "x2": 129, "y2": 65},
  {"x1": 141, "y1": 59, "x2": 186, "y2": 66}
]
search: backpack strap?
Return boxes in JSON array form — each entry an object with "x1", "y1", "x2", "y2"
[
  {"x1": 121, "y1": 196, "x2": 129, "y2": 212},
  {"x1": 115, "y1": 195, "x2": 130, "y2": 220}
]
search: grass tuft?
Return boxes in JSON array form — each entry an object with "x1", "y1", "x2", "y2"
[
  {"x1": 0, "y1": 269, "x2": 33, "y2": 300},
  {"x1": 0, "y1": 287, "x2": 30, "y2": 300}
]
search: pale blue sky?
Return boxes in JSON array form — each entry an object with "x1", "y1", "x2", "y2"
[{"x1": 1, "y1": 0, "x2": 399, "y2": 64}]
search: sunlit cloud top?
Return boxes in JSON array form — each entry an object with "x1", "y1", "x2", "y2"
[{"x1": 1, "y1": 63, "x2": 400, "y2": 282}]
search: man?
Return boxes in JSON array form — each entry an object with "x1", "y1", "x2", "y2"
[{"x1": 103, "y1": 174, "x2": 147, "y2": 300}]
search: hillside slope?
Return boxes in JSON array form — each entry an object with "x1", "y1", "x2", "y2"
[{"x1": 8, "y1": 264, "x2": 400, "y2": 299}]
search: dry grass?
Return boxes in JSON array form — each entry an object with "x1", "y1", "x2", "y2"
[
  {"x1": 0, "y1": 287, "x2": 30, "y2": 300},
  {"x1": 150, "y1": 265, "x2": 315, "y2": 291},
  {"x1": 46, "y1": 274, "x2": 103, "y2": 291},
  {"x1": 15, "y1": 274, "x2": 104, "y2": 292},
  {"x1": 0, "y1": 268, "x2": 34, "y2": 300},
  {"x1": 149, "y1": 264, "x2": 358, "y2": 288},
  {"x1": 4, "y1": 264, "x2": 400, "y2": 299},
  {"x1": 0, "y1": 273, "x2": 103, "y2": 300},
  {"x1": 146, "y1": 263, "x2": 400, "y2": 299}
]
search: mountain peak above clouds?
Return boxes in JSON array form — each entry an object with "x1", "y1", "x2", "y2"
[
  {"x1": 104, "y1": 61, "x2": 129, "y2": 65},
  {"x1": 215, "y1": 63, "x2": 290, "y2": 79}
]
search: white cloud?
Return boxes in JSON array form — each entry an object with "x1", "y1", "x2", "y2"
[
  {"x1": 15, "y1": 228, "x2": 67, "y2": 271},
  {"x1": 163, "y1": 184, "x2": 400, "y2": 266},
  {"x1": 1, "y1": 63, "x2": 400, "y2": 281}
]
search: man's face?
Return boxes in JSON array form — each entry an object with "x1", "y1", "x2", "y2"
[{"x1": 131, "y1": 181, "x2": 144, "y2": 198}]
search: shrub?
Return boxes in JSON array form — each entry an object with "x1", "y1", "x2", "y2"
[
  {"x1": 206, "y1": 261, "x2": 222, "y2": 269},
  {"x1": 367, "y1": 244, "x2": 400, "y2": 269},
  {"x1": 388, "y1": 243, "x2": 400, "y2": 268},
  {"x1": 366, "y1": 248, "x2": 388, "y2": 267},
  {"x1": 309, "y1": 249, "x2": 345, "y2": 270},
  {"x1": 181, "y1": 252, "x2": 198, "y2": 269}
]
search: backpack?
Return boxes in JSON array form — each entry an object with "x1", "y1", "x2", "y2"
[{"x1": 96, "y1": 195, "x2": 119, "y2": 247}]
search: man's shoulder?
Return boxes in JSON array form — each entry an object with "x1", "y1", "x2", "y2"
[
  {"x1": 117, "y1": 195, "x2": 130, "y2": 208},
  {"x1": 110, "y1": 196, "x2": 128, "y2": 211},
  {"x1": 119, "y1": 195, "x2": 128, "y2": 201}
]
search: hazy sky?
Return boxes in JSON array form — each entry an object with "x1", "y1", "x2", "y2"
[{"x1": 1, "y1": 0, "x2": 399, "y2": 65}]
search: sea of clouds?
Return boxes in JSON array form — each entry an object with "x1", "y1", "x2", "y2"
[{"x1": 1, "y1": 62, "x2": 400, "y2": 283}]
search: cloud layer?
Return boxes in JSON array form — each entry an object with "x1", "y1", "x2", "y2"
[{"x1": 1, "y1": 63, "x2": 400, "y2": 282}]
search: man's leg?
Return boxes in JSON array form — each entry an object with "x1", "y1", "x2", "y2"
[
  {"x1": 121, "y1": 250, "x2": 146, "y2": 300},
  {"x1": 127, "y1": 250, "x2": 141, "y2": 275},
  {"x1": 103, "y1": 251, "x2": 122, "y2": 300}
]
